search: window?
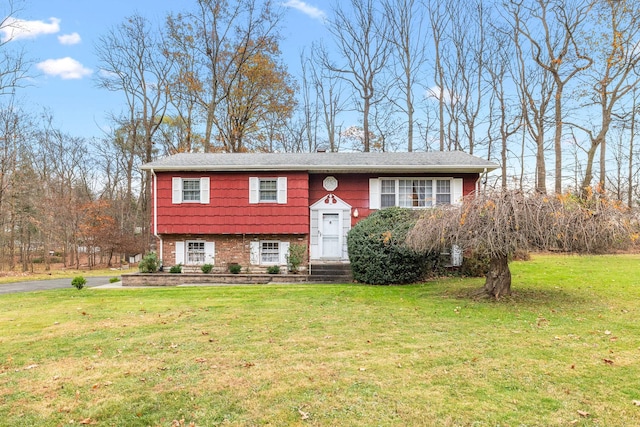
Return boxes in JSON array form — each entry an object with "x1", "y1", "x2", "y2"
[
  {"x1": 182, "y1": 179, "x2": 201, "y2": 202},
  {"x1": 381, "y1": 179, "x2": 396, "y2": 208},
  {"x1": 249, "y1": 240, "x2": 290, "y2": 265},
  {"x1": 187, "y1": 241, "x2": 206, "y2": 264},
  {"x1": 249, "y1": 177, "x2": 287, "y2": 204},
  {"x1": 259, "y1": 179, "x2": 278, "y2": 202},
  {"x1": 399, "y1": 179, "x2": 431, "y2": 207},
  {"x1": 436, "y1": 180, "x2": 451, "y2": 205},
  {"x1": 175, "y1": 241, "x2": 215, "y2": 265},
  {"x1": 371, "y1": 178, "x2": 460, "y2": 209},
  {"x1": 172, "y1": 177, "x2": 210, "y2": 204},
  {"x1": 261, "y1": 241, "x2": 280, "y2": 264}
]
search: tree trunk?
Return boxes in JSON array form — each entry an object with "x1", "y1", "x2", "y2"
[{"x1": 484, "y1": 255, "x2": 511, "y2": 298}]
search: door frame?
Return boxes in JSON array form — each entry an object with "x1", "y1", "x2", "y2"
[{"x1": 309, "y1": 194, "x2": 352, "y2": 261}]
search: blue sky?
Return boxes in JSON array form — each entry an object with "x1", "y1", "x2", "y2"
[{"x1": 4, "y1": 0, "x2": 331, "y2": 139}]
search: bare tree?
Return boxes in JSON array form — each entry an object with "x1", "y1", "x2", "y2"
[
  {"x1": 308, "y1": 44, "x2": 346, "y2": 152},
  {"x1": 407, "y1": 189, "x2": 636, "y2": 298},
  {"x1": 383, "y1": 0, "x2": 426, "y2": 152},
  {"x1": 572, "y1": 0, "x2": 640, "y2": 194},
  {"x1": 96, "y1": 13, "x2": 173, "y2": 248},
  {"x1": 425, "y1": 0, "x2": 451, "y2": 151},
  {"x1": 511, "y1": 0, "x2": 593, "y2": 193},
  {"x1": 0, "y1": 0, "x2": 30, "y2": 96},
  {"x1": 321, "y1": 0, "x2": 390, "y2": 152},
  {"x1": 166, "y1": 0, "x2": 283, "y2": 152},
  {"x1": 506, "y1": 0, "x2": 556, "y2": 193}
]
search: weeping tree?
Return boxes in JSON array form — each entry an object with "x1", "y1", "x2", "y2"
[{"x1": 406, "y1": 189, "x2": 637, "y2": 298}]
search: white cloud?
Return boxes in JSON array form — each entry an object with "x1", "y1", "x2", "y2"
[
  {"x1": 36, "y1": 57, "x2": 92, "y2": 80},
  {"x1": 282, "y1": 0, "x2": 326, "y2": 22},
  {"x1": 426, "y1": 86, "x2": 458, "y2": 104},
  {"x1": 58, "y1": 32, "x2": 81, "y2": 45},
  {"x1": 0, "y1": 17, "x2": 61, "y2": 42}
]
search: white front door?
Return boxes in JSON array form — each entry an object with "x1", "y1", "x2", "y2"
[{"x1": 321, "y1": 213, "x2": 341, "y2": 258}]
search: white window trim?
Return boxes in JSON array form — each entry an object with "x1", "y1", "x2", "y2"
[
  {"x1": 172, "y1": 177, "x2": 210, "y2": 204},
  {"x1": 249, "y1": 177, "x2": 287, "y2": 204},
  {"x1": 175, "y1": 240, "x2": 215, "y2": 266},
  {"x1": 249, "y1": 240, "x2": 290, "y2": 266},
  {"x1": 369, "y1": 177, "x2": 463, "y2": 209}
]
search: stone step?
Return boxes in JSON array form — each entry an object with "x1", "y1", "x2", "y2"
[{"x1": 307, "y1": 274, "x2": 353, "y2": 283}]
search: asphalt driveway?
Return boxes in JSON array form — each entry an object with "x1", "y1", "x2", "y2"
[{"x1": 0, "y1": 277, "x2": 117, "y2": 294}]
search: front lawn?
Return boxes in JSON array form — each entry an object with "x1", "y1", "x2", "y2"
[{"x1": 1, "y1": 254, "x2": 639, "y2": 426}]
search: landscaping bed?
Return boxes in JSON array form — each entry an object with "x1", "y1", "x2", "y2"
[{"x1": 122, "y1": 272, "x2": 309, "y2": 286}]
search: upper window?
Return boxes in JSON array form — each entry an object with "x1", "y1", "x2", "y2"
[
  {"x1": 249, "y1": 177, "x2": 287, "y2": 204},
  {"x1": 182, "y1": 179, "x2": 201, "y2": 202},
  {"x1": 377, "y1": 178, "x2": 457, "y2": 209},
  {"x1": 172, "y1": 177, "x2": 210, "y2": 204},
  {"x1": 259, "y1": 179, "x2": 278, "y2": 202}
]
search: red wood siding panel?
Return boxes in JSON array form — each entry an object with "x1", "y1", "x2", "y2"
[
  {"x1": 309, "y1": 173, "x2": 479, "y2": 227},
  {"x1": 155, "y1": 172, "x2": 309, "y2": 235}
]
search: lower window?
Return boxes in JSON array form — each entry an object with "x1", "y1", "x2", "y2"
[
  {"x1": 261, "y1": 241, "x2": 280, "y2": 264},
  {"x1": 187, "y1": 241, "x2": 206, "y2": 264}
]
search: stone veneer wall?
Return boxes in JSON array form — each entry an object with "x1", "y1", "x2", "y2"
[
  {"x1": 122, "y1": 272, "x2": 310, "y2": 287},
  {"x1": 158, "y1": 234, "x2": 309, "y2": 273}
]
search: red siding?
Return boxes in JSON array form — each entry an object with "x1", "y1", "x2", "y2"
[
  {"x1": 309, "y1": 173, "x2": 480, "y2": 227},
  {"x1": 155, "y1": 171, "x2": 309, "y2": 235}
]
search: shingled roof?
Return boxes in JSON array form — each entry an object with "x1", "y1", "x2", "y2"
[{"x1": 141, "y1": 151, "x2": 499, "y2": 174}]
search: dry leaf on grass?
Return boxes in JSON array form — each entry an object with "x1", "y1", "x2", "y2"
[
  {"x1": 298, "y1": 409, "x2": 310, "y2": 420},
  {"x1": 577, "y1": 410, "x2": 589, "y2": 417}
]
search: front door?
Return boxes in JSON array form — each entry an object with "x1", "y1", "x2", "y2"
[{"x1": 321, "y1": 213, "x2": 340, "y2": 258}]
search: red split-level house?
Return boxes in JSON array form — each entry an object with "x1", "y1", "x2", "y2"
[{"x1": 140, "y1": 151, "x2": 499, "y2": 272}]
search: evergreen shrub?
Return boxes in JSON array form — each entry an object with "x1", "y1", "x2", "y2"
[{"x1": 347, "y1": 207, "x2": 435, "y2": 285}]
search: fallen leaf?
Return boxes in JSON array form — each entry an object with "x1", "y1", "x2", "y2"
[
  {"x1": 603, "y1": 358, "x2": 614, "y2": 365},
  {"x1": 604, "y1": 330, "x2": 612, "y2": 335},
  {"x1": 79, "y1": 418, "x2": 96, "y2": 425},
  {"x1": 195, "y1": 358, "x2": 207, "y2": 363},
  {"x1": 632, "y1": 400, "x2": 640, "y2": 406},
  {"x1": 577, "y1": 410, "x2": 589, "y2": 417},
  {"x1": 298, "y1": 409, "x2": 310, "y2": 420}
]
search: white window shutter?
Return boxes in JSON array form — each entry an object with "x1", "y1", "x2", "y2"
[
  {"x1": 249, "y1": 177, "x2": 259, "y2": 204},
  {"x1": 172, "y1": 177, "x2": 182, "y2": 204},
  {"x1": 204, "y1": 241, "x2": 215, "y2": 264},
  {"x1": 369, "y1": 178, "x2": 381, "y2": 209},
  {"x1": 250, "y1": 241, "x2": 260, "y2": 265},
  {"x1": 452, "y1": 178, "x2": 463, "y2": 206},
  {"x1": 279, "y1": 241, "x2": 290, "y2": 266},
  {"x1": 175, "y1": 241, "x2": 185, "y2": 265},
  {"x1": 200, "y1": 177, "x2": 210, "y2": 204},
  {"x1": 277, "y1": 177, "x2": 288, "y2": 204}
]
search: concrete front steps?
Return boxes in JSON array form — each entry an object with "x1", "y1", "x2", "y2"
[{"x1": 309, "y1": 263, "x2": 353, "y2": 283}]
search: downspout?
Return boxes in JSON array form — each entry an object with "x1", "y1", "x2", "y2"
[{"x1": 150, "y1": 168, "x2": 163, "y2": 263}]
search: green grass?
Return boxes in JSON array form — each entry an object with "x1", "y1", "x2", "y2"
[{"x1": 1, "y1": 254, "x2": 640, "y2": 426}]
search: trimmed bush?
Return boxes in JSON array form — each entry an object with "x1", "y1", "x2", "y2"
[
  {"x1": 169, "y1": 264, "x2": 182, "y2": 274},
  {"x1": 71, "y1": 276, "x2": 86, "y2": 290},
  {"x1": 347, "y1": 207, "x2": 435, "y2": 285},
  {"x1": 229, "y1": 264, "x2": 242, "y2": 274},
  {"x1": 286, "y1": 243, "x2": 306, "y2": 273},
  {"x1": 109, "y1": 277, "x2": 120, "y2": 283},
  {"x1": 267, "y1": 265, "x2": 280, "y2": 274},
  {"x1": 201, "y1": 263, "x2": 213, "y2": 274},
  {"x1": 138, "y1": 252, "x2": 159, "y2": 273}
]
